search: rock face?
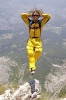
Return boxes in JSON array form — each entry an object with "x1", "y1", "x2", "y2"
[
  {"x1": 44, "y1": 61, "x2": 66, "y2": 97},
  {"x1": 0, "y1": 56, "x2": 18, "y2": 84},
  {"x1": 0, "y1": 79, "x2": 41, "y2": 100}
]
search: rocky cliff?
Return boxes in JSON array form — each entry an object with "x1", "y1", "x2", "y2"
[
  {"x1": 44, "y1": 60, "x2": 66, "y2": 98},
  {"x1": 0, "y1": 79, "x2": 41, "y2": 100}
]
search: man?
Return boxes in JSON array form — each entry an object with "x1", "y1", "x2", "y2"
[{"x1": 21, "y1": 9, "x2": 51, "y2": 75}]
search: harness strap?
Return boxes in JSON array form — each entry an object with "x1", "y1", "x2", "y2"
[{"x1": 29, "y1": 26, "x2": 40, "y2": 29}]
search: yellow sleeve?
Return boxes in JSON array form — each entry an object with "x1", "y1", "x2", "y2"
[
  {"x1": 41, "y1": 14, "x2": 51, "y2": 28},
  {"x1": 21, "y1": 13, "x2": 31, "y2": 26}
]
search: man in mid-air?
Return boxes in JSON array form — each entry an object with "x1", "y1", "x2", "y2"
[{"x1": 21, "y1": 9, "x2": 51, "y2": 75}]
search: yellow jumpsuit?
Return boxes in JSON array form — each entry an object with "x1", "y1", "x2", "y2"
[{"x1": 21, "y1": 13, "x2": 51, "y2": 71}]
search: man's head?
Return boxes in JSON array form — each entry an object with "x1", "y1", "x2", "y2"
[
  {"x1": 32, "y1": 11, "x2": 40, "y2": 22},
  {"x1": 28, "y1": 8, "x2": 43, "y2": 22}
]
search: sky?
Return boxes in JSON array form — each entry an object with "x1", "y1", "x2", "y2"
[
  {"x1": 0, "y1": 0, "x2": 65, "y2": 13},
  {"x1": 0, "y1": 0, "x2": 66, "y2": 26}
]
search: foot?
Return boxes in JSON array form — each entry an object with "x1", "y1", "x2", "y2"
[{"x1": 31, "y1": 70, "x2": 35, "y2": 75}]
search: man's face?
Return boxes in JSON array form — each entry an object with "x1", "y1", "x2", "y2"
[{"x1": 32, "y1": 12, "x2": 39, "y2": 22}]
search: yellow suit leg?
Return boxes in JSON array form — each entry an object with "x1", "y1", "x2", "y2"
[
  {"x1": 34, "y1": 47, "x2": 42, "y2": 62},
  {"x1": 27, "y1": 46, "x2": 36, "y2": 71},
  {"x1": 26, "y1": 39, "x2": 36, "y2": 71},
  {"x1": 26, "y1": 38, "x2": 42, "y2": 71}
]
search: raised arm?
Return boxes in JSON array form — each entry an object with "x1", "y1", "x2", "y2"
[
  {"x1": 21, "y1": 13, "x2": 31, "y2": 26},
  {"x1": 41, "y1": 14, "x2": 51, "y2": 28}
]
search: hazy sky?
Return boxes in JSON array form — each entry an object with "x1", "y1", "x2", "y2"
[
  {"x1": 0, "y1": 0, "x2": 65, "y2": 12},
  {"x1": 0, "y1": 0, "x2": 65, "y2": 24},
  {"x1": 17, "y1": 0, "x2": 66, "y2": 14}
]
